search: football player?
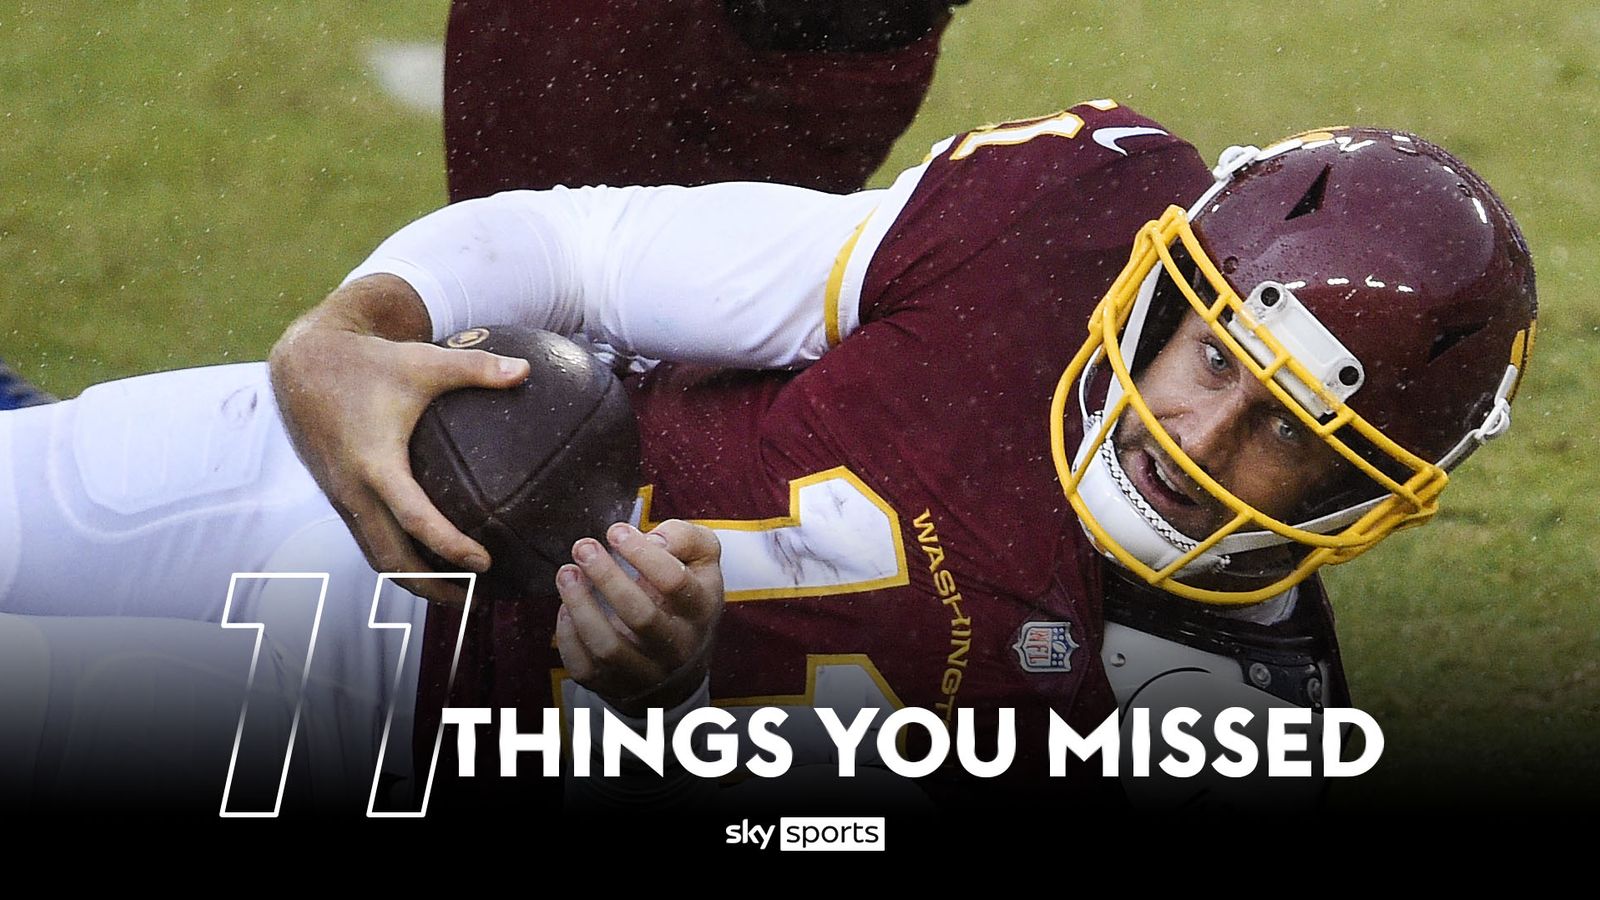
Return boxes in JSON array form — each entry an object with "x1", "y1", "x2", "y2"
[
  {"x1": 0, "y1": 102, "x2": 1535, "y2": 812},
  {"x1": 273, "y1": 101, "x2": 1537, "y2": 809},
  {"x1": 444, "y1": 0, "x2": 964, "y2": 200},
  {"x1": 385, "y1": 0, "x2": 1361, "y2": 807}
]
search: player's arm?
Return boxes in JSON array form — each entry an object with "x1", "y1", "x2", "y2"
[
  {"x1": 270, "y1": 182, "x2": 881, "y2": 587},
  {"x1": 344, "y1": 182, "x2": 880, "y2": 367}
]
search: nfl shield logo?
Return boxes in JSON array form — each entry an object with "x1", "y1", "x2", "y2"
[{"x1": 1013, "y1": 621, "x2": 1079, "y2": 673}]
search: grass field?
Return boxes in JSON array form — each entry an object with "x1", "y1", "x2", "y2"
[{"x1": 2, "y1": 1, "x2": 1596, "y2": 807}]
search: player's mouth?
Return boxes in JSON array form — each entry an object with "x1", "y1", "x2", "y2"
[
  {"x1": 1118, "y1": 443, "x2": 1219, "y2": 538},
  {"x1": 1134, "y1": 447, "x2": 1197, "y2": 506}
]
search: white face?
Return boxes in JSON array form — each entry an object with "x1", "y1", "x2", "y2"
[{"x1": 1112, "y1": 310, "x2": 1349, "y2": 541}]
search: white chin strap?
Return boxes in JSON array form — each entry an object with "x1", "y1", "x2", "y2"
[
  {"x1": 1069, "y1": 249, "x2": 1233, "y2": 578},
  {"x1": 1071, "y1": 353, "x2": 1518, "y2": 579},
  {"x1": 1071, "y1": 407, "x2": 1392, "y2": 578},
  {"x1": 1072, "y1": 412, "x2": 1229, "y2": 578}
]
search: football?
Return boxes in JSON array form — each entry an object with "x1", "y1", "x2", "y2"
[{"x1": 408, "y1": 326, "x2": 641, "y2": 597}]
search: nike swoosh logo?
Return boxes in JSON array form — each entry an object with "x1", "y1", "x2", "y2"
[{"x1": 1093, "y1": 126, "x2": 1169, "y2": 156}]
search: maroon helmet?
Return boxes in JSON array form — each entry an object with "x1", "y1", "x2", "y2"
[
  {"x1": 1192, "y1": 127, "x2": 1537, "y2": 464},
  {"x1": 1051, "y1": 127, "x2": 1537, "y2": 604}
]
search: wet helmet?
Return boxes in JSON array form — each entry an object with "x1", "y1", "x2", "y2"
[{"x1": 1050, "y1": 127, "x2": 1537, "y2": 604}]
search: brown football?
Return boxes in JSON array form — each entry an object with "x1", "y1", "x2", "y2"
[{"x1": 408, "y1": 326, "x2": 641, "y2": 597}]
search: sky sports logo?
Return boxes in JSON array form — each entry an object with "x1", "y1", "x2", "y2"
[{"x1": 725, "y1": 817, "x2": 885, "y2": 851}]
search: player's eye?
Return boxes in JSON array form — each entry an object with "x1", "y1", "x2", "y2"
[
  {"x1": 1202, "y1": 341, "x2": 1229, "y2": 374},
  {"x1": 1271, "y1": 414, "x2": 1303, "y2": 444}
]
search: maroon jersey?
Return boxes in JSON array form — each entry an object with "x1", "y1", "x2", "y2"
[
  {"x1": 444, "y1": 0, "x2": 949, "y2": 200},
  {"x1": 419, "y1": 101, "x2": 1215, "y2": 808}
]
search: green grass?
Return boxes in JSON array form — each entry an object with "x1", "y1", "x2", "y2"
[
  {"x1": 3, "y1": 1, "x2": 1597, "y2": 805},
  {"x1": 0, "y1": 2, "x2": 447, "y2": 391}
]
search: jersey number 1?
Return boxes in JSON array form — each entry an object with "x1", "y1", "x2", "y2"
[{"x1": 637, "y1": 466, "x2": 909, "y2": 602}]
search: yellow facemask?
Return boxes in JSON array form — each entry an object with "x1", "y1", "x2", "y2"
[{"x1": 1049, "y1": 204, "x2": 1487, "y2": 605}]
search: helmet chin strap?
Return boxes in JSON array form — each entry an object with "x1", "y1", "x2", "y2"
[
  {"x1": 1069, "y1": 258, "x2": 1234, "y2": 577},
  {"x1": 1071, "y1": 411, "x2": 1230, "y2": 577},
  {"x1": 1437, "y1": 364, "x2": 1517, "y2": 471}
]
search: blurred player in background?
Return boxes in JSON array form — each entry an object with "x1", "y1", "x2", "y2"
[
  {"x1": 0, "y1": 2, "x2": 963, "y2": 415},
  {"x1": 443, "y1": 0, "x2": 965, "y2": 200}
]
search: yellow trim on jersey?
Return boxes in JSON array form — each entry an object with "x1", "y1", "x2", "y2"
[
  {"x1": 947, "y1": 100, "x2": 1122, "y2": 162},
  {"x1": 950, "y1": 110, "x2": 1086, "y2": 161},
  {"x1": 825, "y1": 213, "x2": 873, "y2": 347},
  {"x1": 636, "y1": 466, "x2": 911, "y2": 602}
]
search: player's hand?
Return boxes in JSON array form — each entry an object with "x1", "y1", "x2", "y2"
[
  {"x1": 555, "y1": 520, "x2": 725, "y2": 717},
  {"x1": 268, "y1": 274, "x2": 530, "y2": 604}
]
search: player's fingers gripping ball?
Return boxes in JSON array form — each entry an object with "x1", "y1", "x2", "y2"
[
  {"x1": 407, "y1": 326, "x2": 643, "y2": 599},
  {"x1": 558, "y1": 520, "x2": 726, "y2": 712}
]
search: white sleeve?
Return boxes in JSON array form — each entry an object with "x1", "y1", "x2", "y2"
[{"x1": 343, "y1": 182, "x2": 885, "y2": 369}]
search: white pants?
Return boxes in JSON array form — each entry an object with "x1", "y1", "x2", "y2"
[{"x1": 0, "y1": 363, "x2": 430, "y2": 812}]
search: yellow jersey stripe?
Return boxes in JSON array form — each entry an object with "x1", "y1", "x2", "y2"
[{"x1": 826, "y1": 213, "x2": 873, "y2": 347}]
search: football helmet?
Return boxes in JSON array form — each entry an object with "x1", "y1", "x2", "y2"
[{"x1": 1050, "y1": 127, "x2": 1537, "y2": 605}]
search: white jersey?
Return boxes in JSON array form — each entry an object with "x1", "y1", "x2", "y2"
[{"x1": 0, "y1": 363, "x2": 425, "y2": 808}]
